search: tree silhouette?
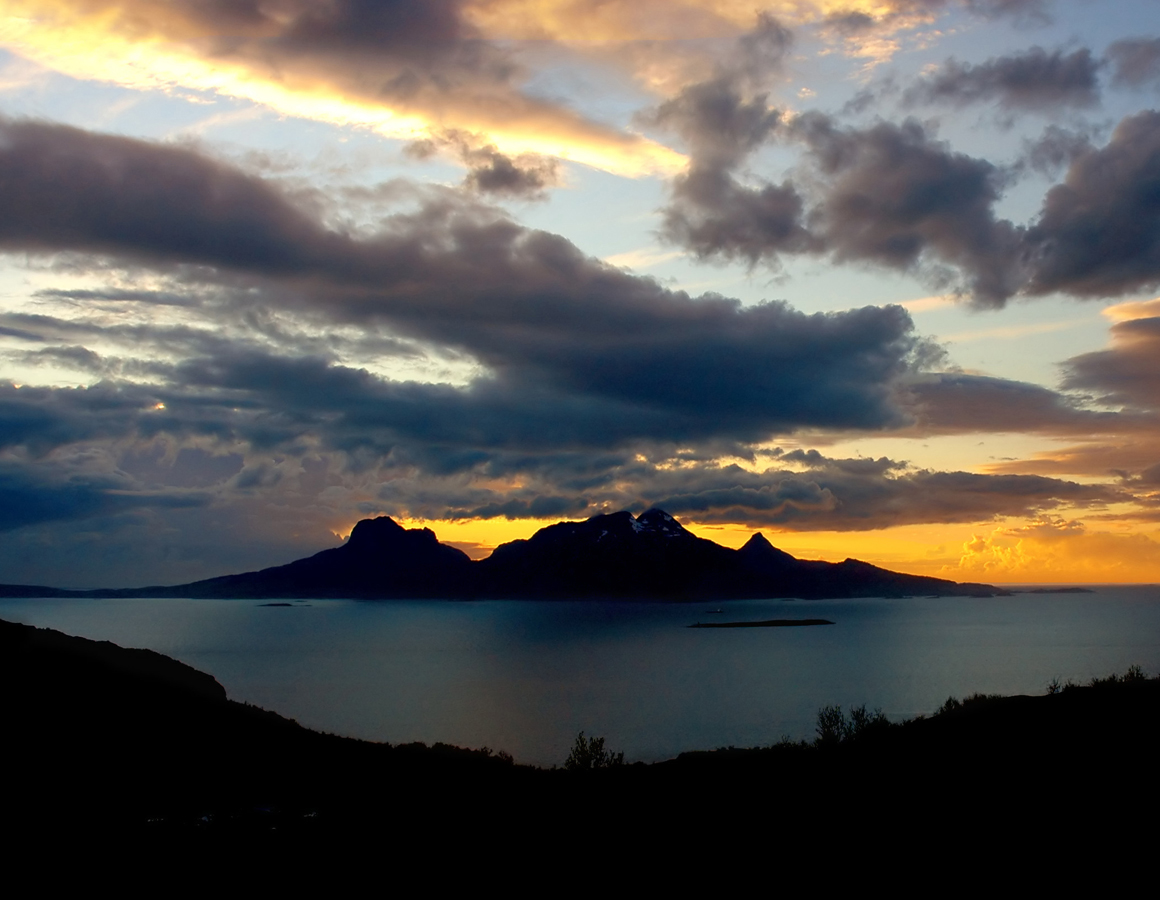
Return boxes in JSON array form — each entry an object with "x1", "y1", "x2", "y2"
[{"x1": 564, "y1": 732, "x2": 624, "y2": 770}]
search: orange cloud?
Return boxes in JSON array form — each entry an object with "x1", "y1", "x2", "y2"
[
  {"x1": 0, "y1": 1, "x2": 983, "y2": 172},
  {"x1": 0, "y1": 0, "x2": 685, "y2": 176},
  {"x1": 947, "y1": 517, "x2": 1160, "y2": 583}
]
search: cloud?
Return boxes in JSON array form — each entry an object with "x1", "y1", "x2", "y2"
[
  {"x1": 1023, "y1": 111, "x2": 1160, "y2": 299},
  {"x1": 904, "y1": 47, "x2": 1103, "y2": 110},
  {"x1": 0, "y1": 118, "x2": 934, "y2": 448},
  {"x1": 0, "y1": 461, "x2": 209, "y2": 532},
  {"x1": 1061, "y1": 303, "x2": 1160, "y2": 412},
  {"x1": 658, "y1": 169, "x2": 820, "y2": 267},
  {"x1": 0, "y1": 111, "x2": 1153, "y2": 585},
  {"x1": 650, "y1": 67, "x2": 1160, "y2": 307},
  {"x1": 0, "y1": 0, "x2": 683, "y2": 177},
  {"x1": 641, "y1": 15, "x2": 1028, "y2": 305},
  {"x1": 795, "y1": 113, "x2": 1027, "y2": 305},
  {"x1": 961, "y1": 0, "x2": 1051, "y2": 22},
  {"x1": 949, "y1": 517, "x2": 1160, "y2": 582},
  {"x1": 335, "y1": 443, "x2": 1117, "y2": 533},
  {"x1": 407, "y1": 131, "x2": 562, "y2": 200},
  {"x1": 1106, "y1": 37, "x2": 1160, "y2": 88},
  {"x1": 965, "y1": 301, "x2": 1160, "y2": 485},
  {"x1": 597, "y1": 449, "x2": 1117, "y2": 531},
  {"x1": 901, "y1": 372, "x2": 1147, "y2": 436},
  {"x1": 0, "y1": 117, "x2": 345, "y2": 273},
  {"x1": 635, "y1": 19, "x2": 822, "y2": 266},
  {"x1": 1019, "y1": 124, "x2": 1098, "y2": 177},
  {"x1": 0, "y1": 0, "x2": 1057, "y2": 181},
  {"x1": 462, "y1": 1, "x2": 1050, "y2": 47}
]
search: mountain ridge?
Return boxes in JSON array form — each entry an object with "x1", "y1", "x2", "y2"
[{"x1": 0, "y1": 508, "x2": 1004, "y2": 600}]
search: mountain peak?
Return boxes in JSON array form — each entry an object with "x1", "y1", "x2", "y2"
[
  {"x1": 741, "y1": 532, "x2": 773, "y2": 551},
  {"x1": 636, "y1": 508, "x2": 691, "y2": 537},
  {"x1": 345, "y1": 516, "x2": 406, "y2": 549},
  {"x1": 739, "y1": 531, "x2": 795, "y2": 563}
]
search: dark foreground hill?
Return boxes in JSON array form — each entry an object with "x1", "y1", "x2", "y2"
[
  {"x1": 4, "y1": 617, "x2": 1155, "y2": 868},
  {"x1": 0, "y1": 508, "x2": 1002, "y2": 600}
]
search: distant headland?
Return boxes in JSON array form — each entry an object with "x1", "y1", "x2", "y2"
[{"x1": 0, "y1": 508, "x2": 1003, "y2": 601}]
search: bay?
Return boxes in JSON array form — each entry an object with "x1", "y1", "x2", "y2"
[{"x1": 3, "y1": 586, "x2": 1159, "y2": 767}]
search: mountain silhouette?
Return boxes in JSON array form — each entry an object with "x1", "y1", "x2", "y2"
[{"x1": 0, "y1": 508, "x2": 1002, "y2": 599}]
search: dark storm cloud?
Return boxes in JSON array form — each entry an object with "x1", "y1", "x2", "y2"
[
  {"x1": 651, "y1": 469, "x2": 1109, "y2": 530},
  {"x1": 793, "y1": 113, "x2": 1026, "y2": 306},
  {"x1": 0, "y1": 110, "x2": 1147, "y2": 575},
  {"x1": 159, "y1": 311, "x2": 919, "y2": 452},
  {"x1": 0, "y1": 118, "x2": 929, "y2": 443},
  {"x1": 16, "y1": 326, "x2": 1125, "y2": 539},
  {"x1": 643, "y1": 13, "x2": 1029, "y2": 304},
  {"x1": 904, "y1": 47, "x2": 1102, "y2": 110},
  {"x1": 649, "y1": 58, "x2": 1158, "y2": 308},
  {"x1": 16, "y1": 345, "x2": 108, "y2": 375},
  {"x1": 0, "y1": 118, "x2": 344, "y2": 274},
  {"x1": 659, "y1": 169, "x2": 820, "y2": 266},
  {"x1": 0, "y1": 464, "x2": 208, "y2": 532},
  {"x1": 117, "y1": 444, "x2": 244, "y2": 489},
  {"x1": 0, "y1": 382, "x2": 157, "y2": 453},
  {"x1": 1022, "y1": 111, "x2": 1160, "y2": 298},
  {"x1": 1106, "y1": 37, "x2": 1160, "y2": 87}
]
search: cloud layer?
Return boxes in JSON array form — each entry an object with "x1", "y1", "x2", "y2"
[{"x1": 2, "y1": 2, "x2": 1159, "y2": 587}]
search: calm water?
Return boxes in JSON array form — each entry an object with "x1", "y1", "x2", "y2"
[{"x1": 4, "y1": 587, "x2": 1159, "y2": 766}]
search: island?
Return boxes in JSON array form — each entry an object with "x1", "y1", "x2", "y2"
[{"x1": 0, "y1": 508, "x2": 1003, "y2": 601}]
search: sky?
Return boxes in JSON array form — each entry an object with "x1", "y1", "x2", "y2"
[{"x1": 2, "y1": 0, "x2": 1160, "y2": 588}]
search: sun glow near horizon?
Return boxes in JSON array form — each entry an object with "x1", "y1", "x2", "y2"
[{"x1": 380, "y1": 512, "x2": 1160, "y2": 584}]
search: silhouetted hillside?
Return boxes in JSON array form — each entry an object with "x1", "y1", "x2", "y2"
[
  {"x1": 5, "y1": 617, "x2": 1156, "y2": 864},
  {"x1": 0, "y1": 508, "x2": 1002, "y2": 600}
]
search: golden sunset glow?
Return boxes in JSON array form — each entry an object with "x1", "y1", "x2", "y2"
[
  {"x1": 0, "y1": 1, "x2": 687, "y2": 176},
  {"x1": 379, "y1": 515, "x2": 1160, "y2": 584}
]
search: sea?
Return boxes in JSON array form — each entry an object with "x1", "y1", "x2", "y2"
[{"x1": 3, "y1": 586, "x2": 1158, "y2": 767}]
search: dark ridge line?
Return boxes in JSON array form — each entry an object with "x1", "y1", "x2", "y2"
[{"x1": 687, "y1": 618, "x2": 835, "y2": 628}]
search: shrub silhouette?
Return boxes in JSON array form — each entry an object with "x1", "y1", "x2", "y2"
[
  {"x1": 564, "y1": 732, "x2": 624, "y2": 770},
  {"x1": 814, "y1": 704, "x2": 890, "y2": 746}
]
